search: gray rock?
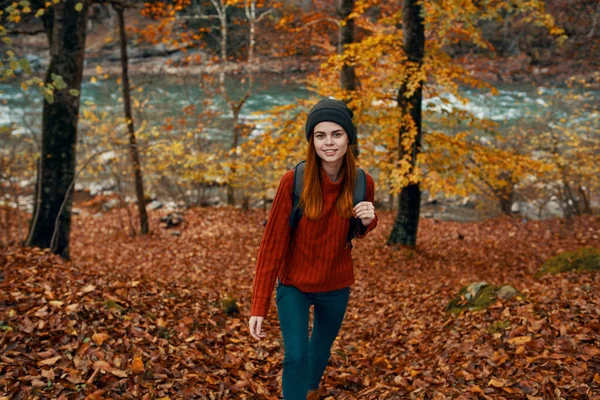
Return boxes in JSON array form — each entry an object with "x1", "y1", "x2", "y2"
[
  {"x1": 465, "y1": 281, "x2": 489, "y2": 301},
  {"x1": 160, "y1": 212, "x2": 183, "y2": 228},
  {"x1": 200, "y1": 196, "x2": 221, "y2": 207},
  {"x1": 102, "y1": 198, "x2": 119, "y2": 211},
  {"x1": 147, "y1": 200, "x2": 163, "y2": 211},
  {"x1": 497, "y1": 285, "x2": 517, "y2": 300},
  {"x1": 460, "y1": 196, "x2": 476, "y2": 208},
  {"x1": 511, "y1": 202, "x2": 520, "y2": 213}
]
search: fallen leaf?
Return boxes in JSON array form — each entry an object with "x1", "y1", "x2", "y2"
[
  {"x1": 508, "y1": 336, "x2": 532, "y2": 345},
  {"x1": 38, "y1": 356, "x2": 61, "y2": 366},
  {"x1": 131, "y1": 356, "x2": 144, "y2": 374},
  {"x1": 82, "y1": 284, "x2": 96, "y2": 293},
  {"x1": 110, "y1": 368, "x2": 128, "y2": 378},
  {"x1": 92, "y1": 333, "x2": 110, "y2": 345},
  {"x1": 488, "y1": 378, "x2": 505, "y2": 387}
]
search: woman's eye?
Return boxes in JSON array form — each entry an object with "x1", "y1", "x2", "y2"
[{"x1": 334, "y1": 133, "x2": 342, "y2": 137}]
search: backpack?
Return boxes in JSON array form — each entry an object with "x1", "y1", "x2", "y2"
[{"x1": 289, "y1": 160, "x2": 366, "y2": 249}]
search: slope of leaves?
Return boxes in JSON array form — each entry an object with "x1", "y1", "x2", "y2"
[{"x1": 1, "y1": 208, "x2": 599, "y2": 399}]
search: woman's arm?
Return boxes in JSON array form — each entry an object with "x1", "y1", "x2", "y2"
[{"x1": 250, "y1": 170, "x2": 294, "y2": 318}]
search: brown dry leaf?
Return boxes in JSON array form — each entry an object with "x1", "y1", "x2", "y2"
[
  {"x1": 91, "y1": 333, "x2": 110, "y2": 345},
  {"x1": 93, "y1": 360, "x2": 111, "y2": 371},
  {"x1": 38, "y1": 356, "x2": 61, "y2": 366},
  {"x1": 110, "y1": 368, "x2": 128, "y2": 378},
  {"x1": 488, "y1": 378, "x2": 505, "y2": 387},
  {"x1": 82, "y1": 284, "x2": 96, "y2": 293},
  {"x1": 32, "y1": 379, "x2": 45, "y2": 387},
  {"x1": 467, "y1": 385, "x2": 485, "y2": 394},
  {"x1": 85, "y1": 390, "x2": 106, "y2": 400},
  {"x1": 508, "y1": 336, "x2": 532, "y2": 345},
  {"x1": 41, "y1": 369, "x2": 55, "y2": 381},
  {"x1": 65, "y1": 304, "x2": 79, "y2": 313},
  {"x1": 2, "y1": 209, "x2": 599, "y2": 399}
]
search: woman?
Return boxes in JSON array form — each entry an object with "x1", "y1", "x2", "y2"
[{"x1": 248, "y1": 98, "x2": 378, "y2": 400}]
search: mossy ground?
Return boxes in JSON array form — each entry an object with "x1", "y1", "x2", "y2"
[
  {"x1": 447, "y1": 284, "x2": 498, "y2": 313},
  {"x1": 537, "y1": 247, "x2": 600, "y2": 277}
]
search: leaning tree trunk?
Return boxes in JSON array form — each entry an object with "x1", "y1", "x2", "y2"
[
  {"x1": 387, "y1": 0, "x2": 425, "y2": 246},
  {"x1": 336, "y1": 0, "x2": 358, "y2": 157},
  {"x1": 26, "y1": 0, "x2": 90, "y2": 260},
  {"x1": 227, "y1": 109, "x2": 241, "y2": 206},
  {"x1": 115, "y1": 4, "x2": 149, "y2": 235}
]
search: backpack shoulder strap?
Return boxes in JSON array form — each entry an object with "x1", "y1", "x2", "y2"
[
  {"x1": 289, "y1": 161, "x2": 306, "y2": 232},
  {"x1": 346, "y1": 167, "x2": 367, "y2": 248},
  {"x1": 352, "y1": 167, "x2": 367, "y2": 206}
]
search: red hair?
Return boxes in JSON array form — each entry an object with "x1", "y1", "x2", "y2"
[{"x1": 299, "y1": 135, "x2": 357, "y2": 220}]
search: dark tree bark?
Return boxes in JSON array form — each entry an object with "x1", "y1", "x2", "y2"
[
  {"x1": 387, "y1": 0, "x2": 425, "y2": 246},
  {"x1": 115, "y1": 4, "x2": 149, "y2": 235},
  {"x1": 227, "y1": 109, "x2": 241, "y2": 206},
  {"x1": 336, "y1": 0, "x2": 359, "y2": 158},
  {"x1": 337, "y1": 0, "x2": 356, "y2": 93},
  {"x1": 26, "y1": 0, "x2": 90, "y2": 260}
]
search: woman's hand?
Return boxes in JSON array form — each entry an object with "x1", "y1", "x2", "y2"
[
  {"x1": 353, "y1": 201, "x2": 375, "y2": 227},
  {"x1": 249, "y1": 316, "x2": 266, "y2": 340}
]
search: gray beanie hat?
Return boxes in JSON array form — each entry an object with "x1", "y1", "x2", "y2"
[{"x1": 305, "y1": 99, "x2": 356, "y2": 145}]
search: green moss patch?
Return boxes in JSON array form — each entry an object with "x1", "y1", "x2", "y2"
[
  {"x1": 447, "y1": 282, "x2": 519, "y2": 314},
  {"x1": 537, "y1": 247, "x2": 600, "y2": 276}
]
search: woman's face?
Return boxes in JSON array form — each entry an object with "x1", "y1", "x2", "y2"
[{"x1": 313, "y1": 121, "x2": 349, "y2": 164}]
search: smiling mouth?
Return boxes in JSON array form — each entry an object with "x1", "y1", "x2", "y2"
[{"x1": 324, "y1": 150, "x2": 337, "y2": 155}]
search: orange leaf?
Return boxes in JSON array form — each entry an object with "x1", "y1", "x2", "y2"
[
  {"x1": 488, "y1": 378, "x2": 505, "y2": 388},
  {"x1": 508, "y1": 336, "x2": 531, "y2": 345},
  {"x1": 92, "y1": 333, "x2": 110, "y2": 345},
  {"x1": 132, "y1": 356, "x2": 145, "y2": 374}
]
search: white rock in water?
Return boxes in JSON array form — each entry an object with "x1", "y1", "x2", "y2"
[
  {"x1": 511, "y1": 202, "x2": 520, "y2": 213},
  {"x1": 497, "y1": 285, "x2": 517, "y2": 300},
  {"x1": 89, "y1": 179, "x2": 116, "y2": 196},
  {"x1": 99, "y1": 150, "x2": 117, "y2": 164},
  {"x1": 164, "y1": 201, "x2": 178, "y2": 210},
  {"x1": 102, "y1": 198, "x2": 119, "y2": 211},
  {"x1": 147, "y1": 200, "x2": 163, "y2": 210}
]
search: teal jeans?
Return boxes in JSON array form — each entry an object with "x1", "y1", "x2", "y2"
[{"x1": 275, "y1": 280, "x2": 350, "y2": 400}]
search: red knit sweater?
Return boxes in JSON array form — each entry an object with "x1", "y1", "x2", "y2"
[{"x1": 250, "y1": 167, "x2": 378, "y2": 318}]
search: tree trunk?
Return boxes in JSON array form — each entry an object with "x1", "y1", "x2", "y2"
[
  {"x1": 579, "y1": 185, "x2": 592, "y2": 214},
  {"x1": 336, "y1": 0, "x2": 358, "y2": 158},
  {"x1": 26, "y1": 0, "x2": 90, "y2": 260},
  {"x1": 496, "y1": 171, "x2": 515, "y2": 215},
  {"x1": 227, "y1": 111, "x2": 241, "y2": 206},
  {"x1": 337, "y1": 0, "x2": 356, "y2": 93},
  {"x1": 387, "y1": 0, "x2": 425, "y2": 247},
  {"x1": 116, "y1": 5, "x2": 149, "y2": 235}
]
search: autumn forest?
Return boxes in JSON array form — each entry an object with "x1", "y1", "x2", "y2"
[{"x1": 0, "y1": 0, "x2": 599, "y2": 399}]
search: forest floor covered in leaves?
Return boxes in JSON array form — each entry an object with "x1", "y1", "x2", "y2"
[{"x1": 1, "y1": 206, "x2": 599, "y2": 399}]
